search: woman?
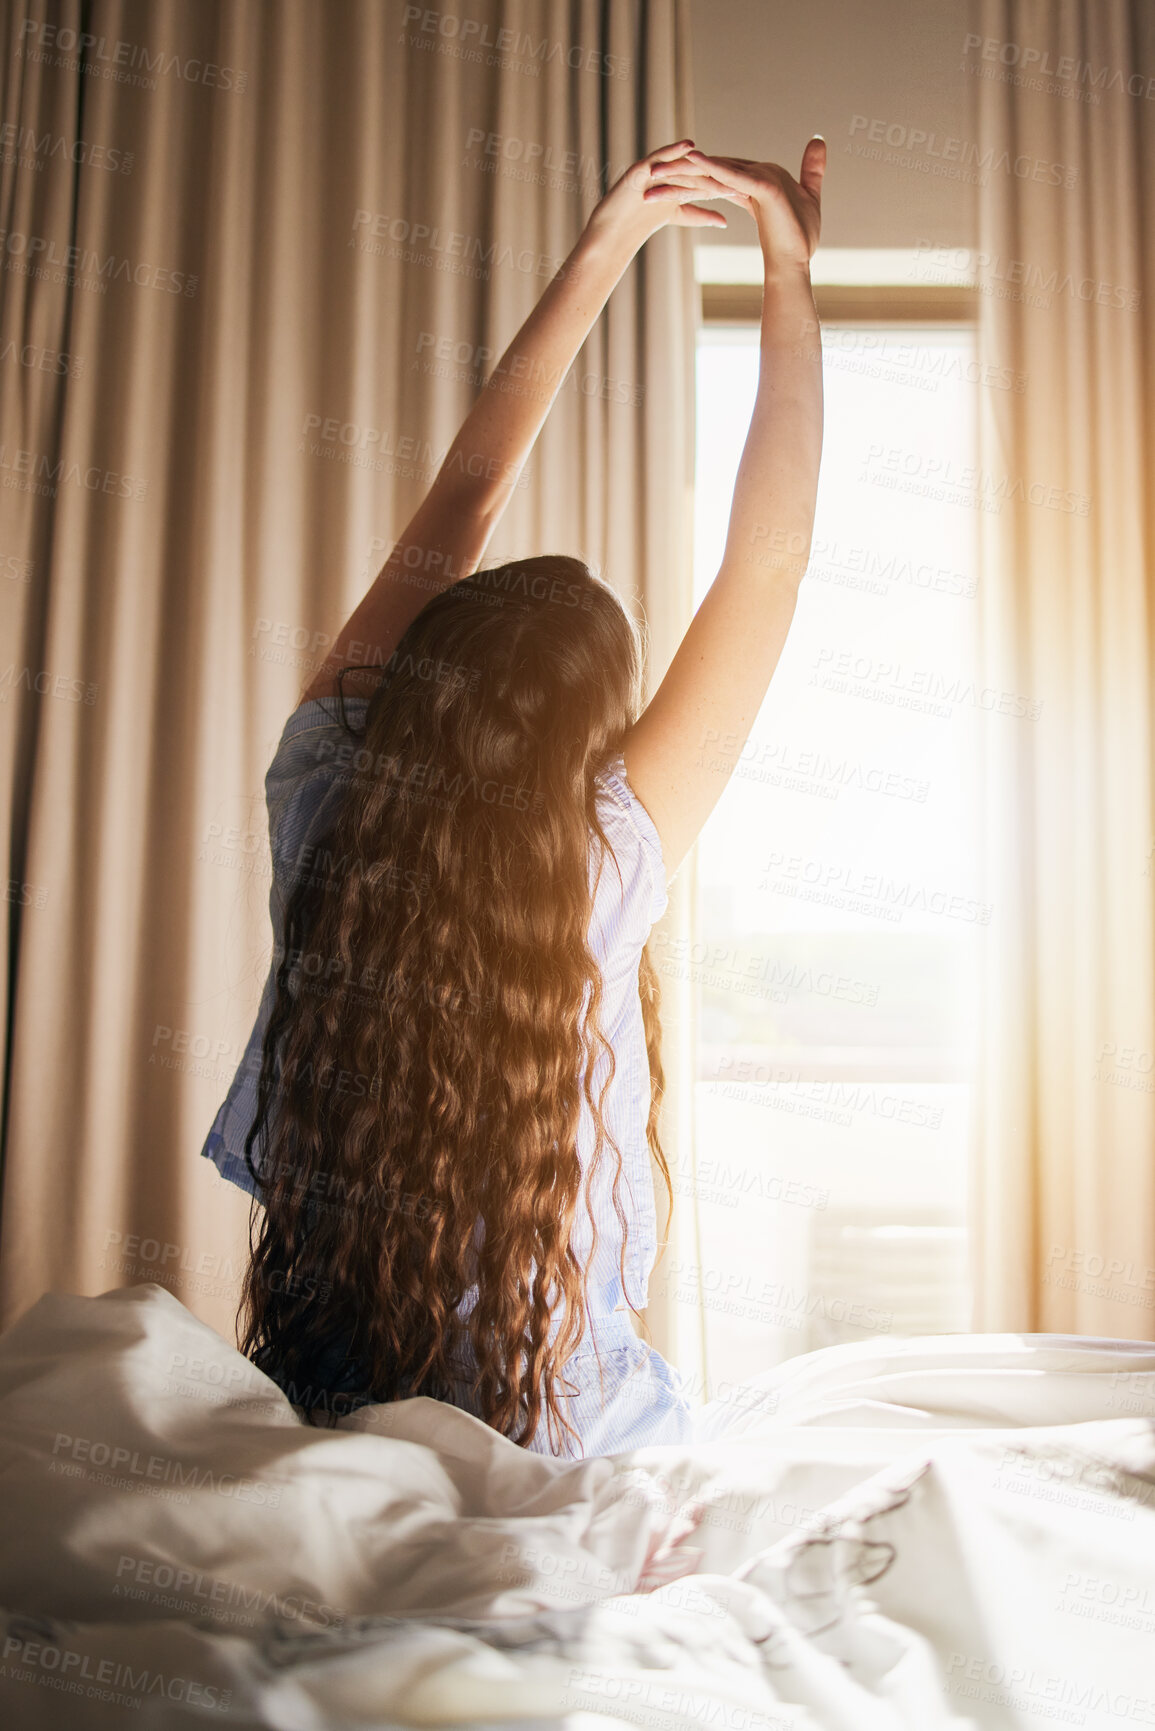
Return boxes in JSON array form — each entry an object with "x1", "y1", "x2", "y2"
[{"x1": 202, "y1": 136, "x2": 826, "y2": 1457}]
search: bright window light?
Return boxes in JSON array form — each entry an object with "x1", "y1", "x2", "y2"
[{"x1": 670, "y1": 322, "x2": 981, "y2": 1397}]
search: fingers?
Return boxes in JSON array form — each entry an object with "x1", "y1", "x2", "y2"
[
  {"x1": 687, "y1": 141, "x2": 826, "y2": 205},
  {"x1": 685, "y1": 150, "x2": 759, "y2": 175},
  {"x1": 646, "y1": 138, "x2": 696, "y2": 163},
  {"x1": 799, "y1": 135, "x2": 826, "y2": 200},
  {"x1": 646, "y1": 152, "x2": 708, "y2": 177},
  {"x1": 683, "y1": 151, "x2": 764, "y2": 190},
  {"x1": 643, "y1": 180, "x2": 748, "y2": 209},
  {"x1": 674, "y1": 203, "x2": 728, "y2": 228},
  {"x1": 647, "y1": 166, "x2": 737, "y2": 196},
  {"x1": 647, "y1": 164, "x2": 713, "y2": 184}
]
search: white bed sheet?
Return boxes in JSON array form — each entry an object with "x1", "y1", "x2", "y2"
[{"x1": 1, "y1": 1283, "x2": 1154, "y2": 1728}]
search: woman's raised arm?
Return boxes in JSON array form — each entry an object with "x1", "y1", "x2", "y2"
[
  {"x1": 299, "y1": 142, "x2": 727, "y2": 706},
  {"x1": 622, "y1": 138, "x2": 827, "y2": 879}
]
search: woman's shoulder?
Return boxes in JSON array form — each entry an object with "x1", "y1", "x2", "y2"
[
  {"x1": 268, "y1": 692, "x2": 373, "y2": 773},
  {"x1": 266, "y1": 692, "x2": 370, "y2": 792},
  {"x1": 264, "y1": 693, "x2": 373, "y2": 864}
]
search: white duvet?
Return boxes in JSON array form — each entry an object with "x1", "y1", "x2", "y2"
[{"x1": 1, "y1": 1284, "x2": 1154, "y2": 1729}]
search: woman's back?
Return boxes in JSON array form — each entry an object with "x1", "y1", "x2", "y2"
[{"x1": 201, "y1": 691, "x2": 690, "y2": 1455}]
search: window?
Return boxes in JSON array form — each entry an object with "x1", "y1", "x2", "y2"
[{"x1": 661, "y1": 311, "x2": 982, "y2": 1399}]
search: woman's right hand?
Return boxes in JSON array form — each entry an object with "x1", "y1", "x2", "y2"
[{"x1": 684, "y1": 139, "x2": 825, "y2": 272}]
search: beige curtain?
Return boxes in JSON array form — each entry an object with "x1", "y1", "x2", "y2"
[
  {"x1": 973, "y1": 0, "x2": 1155, "y2": 1333},
  {"x1": 0, "y1": 0, "x2": 699, "y2": 1354}
]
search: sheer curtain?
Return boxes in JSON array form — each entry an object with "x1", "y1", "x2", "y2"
[
  {"x1": 972, "y1": 0, "x2": 1155, "y2": 1333},
  {"x1": 0, "y1": 0, "x2": 699, "y2": 1351}
]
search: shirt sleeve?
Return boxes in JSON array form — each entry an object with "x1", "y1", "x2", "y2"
[
  {"x1": 594, "y1": 752, "x2": 670, "y2": 931},
  {"x1": 264, "y1": 694, "x2": 372, "y2": 888},
  {"x1": 199, "y1": 694, "x2": 373, "y2": 1198}
]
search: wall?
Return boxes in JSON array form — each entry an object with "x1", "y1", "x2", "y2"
[{"x1": 688, "y1": 0, "x2": 977, "y2": 252}]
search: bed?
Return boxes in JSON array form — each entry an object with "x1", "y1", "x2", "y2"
[{"x1": 1, "y1": 1281, "x2": 1154, "y2": 1728}]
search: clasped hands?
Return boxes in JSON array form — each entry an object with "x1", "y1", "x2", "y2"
[{"x1": 586, "y1": 136, "x2": 826, "y2": 272}]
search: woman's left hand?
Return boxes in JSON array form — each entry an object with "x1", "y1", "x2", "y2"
[{"x1": 584, "y1": 140, "x2": 730, "y2": 254}]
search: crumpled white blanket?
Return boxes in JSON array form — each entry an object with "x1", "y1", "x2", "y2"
[{"x1": 1, "y1": 1282, "x2": 1154, "y2": 1729}]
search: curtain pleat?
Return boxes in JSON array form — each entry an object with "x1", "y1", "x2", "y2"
[{"x1": 973, "y1": 0, "x2": 1155, "y2": 1333}]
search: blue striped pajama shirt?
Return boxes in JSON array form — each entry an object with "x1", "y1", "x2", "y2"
[{"x1": 201, "y1": 694, "x2": 694, "y2": 1456}]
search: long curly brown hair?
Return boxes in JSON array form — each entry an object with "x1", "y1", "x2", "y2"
[{"x1": 238, "y1": 555, "x2": 670, "y2": 1452}]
